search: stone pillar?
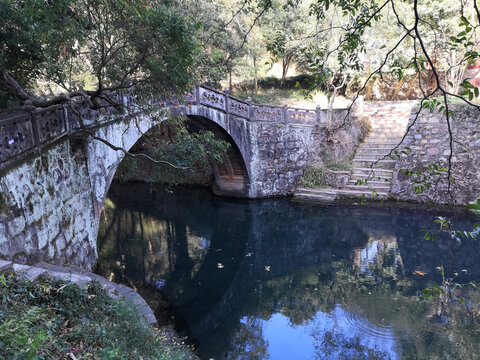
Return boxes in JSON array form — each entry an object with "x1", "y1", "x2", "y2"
[
  {"x1": 352, "y1": 95, "x2": 365, "y2": 116},
  {"x1": 316, "y1": 105, "x2": 322, "y2": 124},
  {"x1": 195, "y1": 86, "x2": 200, "y2": 105},
  {"x1": 247, "y1": 97, "x2": 253, "y2": 119},
  {"x1": 224, "y1": 88, "x2": 230, "y2": 115}
]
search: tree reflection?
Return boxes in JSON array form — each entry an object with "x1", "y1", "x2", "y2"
[
  {"x1": 313, "y1": 330, "x2": 392, "y2": 360},
  {"x1": 96, "y1": 182, "x2": 480, "y2": 359},
  {"x1": 225, "y1": 317, "x2": 269, "y2": 360}
]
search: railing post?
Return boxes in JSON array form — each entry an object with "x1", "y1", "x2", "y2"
[
  {"x1": 63, "y1": 104, "x2": 70, "y2": 133},
  {"x1": 352, "y1": 95, "x2": 364, "y2": 116},
  {"x1": 247, "y1": 97, "x2": 253, "y2": 120},
  {"x1": 224, "y1": 88, "x2": 230, "y2": 115},
  {"x1": 28, "y1": 104, "x2": 41, "y2": 154},
  {"x1": 283, "y1": 105, "x2": 288, "y2": 124},
  {"x1": 195, "y1": 86, "x2": 200, "y2": 105},
  {"x1": 316, "y1": 105, "x2": 322, "y2": 124}
]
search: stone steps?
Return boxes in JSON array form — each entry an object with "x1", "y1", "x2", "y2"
[
  {"x1": 364, "y1": 136, "x2": 404, "y2": 142},
  {"x1": 359, "y1": 142, "x2": 403, "y2": 149},
  {"x1": 295, "y1": 187, "x2": 389, "y2": 201},
  {"x1": 351, "y1": 167, "x2": 394, "y2": 177},
  {"x1": 0, "y1": 260, "x2": 157, "y2": 326},
  {"x1": 344, "y1": 183, "x2": 391, "y2": 192},
  {"x1": 350, "y1": 174, "x2": 393, "y2": 182},
  {"x1": 348, "y1": 178, "x2": 391, "y2": 186},
  {"x1": 354, "y1": 154, "x2": 395, "y2": 161},
  {"x1": 294, "y1": 101, "x2": 414, "y2": 204},
  {"x1": 353, "y1": 159, "x2": 397, "y2": 169},
  {"x1": 293, "y1": 191, "x2": 336, "y2": 204},
  {"x1": 356, "y1": 147, "x2": 395, "y2": 155}
]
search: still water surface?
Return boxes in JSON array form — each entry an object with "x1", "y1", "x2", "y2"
[{"x1": 96, "y1": 182, "x2": 480, "y2": 360}]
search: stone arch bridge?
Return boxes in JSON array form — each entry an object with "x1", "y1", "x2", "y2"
[{"x1": 0, "y1": 85, "x2": 350, "y2": 269}]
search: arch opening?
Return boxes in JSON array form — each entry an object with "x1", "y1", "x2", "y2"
[
  {"x1": 109, "y1": 113, "x2": 251, "y2": 199},
  {"x1": 185, "y1": 115, "x2": 250, "y2": 197}
]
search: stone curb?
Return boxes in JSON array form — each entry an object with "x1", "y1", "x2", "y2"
[{"x1": 0, "y1": 260, "x2": 157, "y2": 326}]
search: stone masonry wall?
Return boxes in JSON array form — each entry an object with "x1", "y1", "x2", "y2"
[
  {"x1": 0, "y1": 140, "x2": 97, "y2": 268},
  {"x1": 249, "y1": 122, "x2": 316, "y2": 196},
  {"x1": 0, "y1": 111, "x2": 163, "y2": 269},
  {"x1": 391, "y1": 105, "x2": 480, "y2": 205}
]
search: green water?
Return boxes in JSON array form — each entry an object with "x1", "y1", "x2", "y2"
[{"x1": 96, "y1": 182, "x2": 480, "y2": 360}]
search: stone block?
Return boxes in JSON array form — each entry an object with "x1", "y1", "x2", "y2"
[
  {"x1": 274, "y1": 179, "x2": 288, "y2": 190},
  {"x1": 24, "y1": 267, "x2": 48, "y2": 281},
  {"x1": 8, "y1": 217, "x2": 26, "y2": 238},
  {"x1": 0, "y1": 259, "x2": 13, "y2": 273}
]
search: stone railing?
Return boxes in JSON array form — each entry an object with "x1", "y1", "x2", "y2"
[
  {"x1": 186, "y1": 85, "x2": 323, "y2": 126},
  {"x1": 0, "y1": 85, "x2": 345, "y2": 171}
]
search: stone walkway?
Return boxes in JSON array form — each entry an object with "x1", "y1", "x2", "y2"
[
  {"x1": 294, "y1": 101, "x2": 415, "y2": 203},
  {"x1": 0, "y1": 259, "x2": 157, "y2": 326}
]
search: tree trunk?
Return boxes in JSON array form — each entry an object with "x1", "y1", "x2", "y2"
[
  {"x1": 327, "y1": 74, "x2": 347, "y2": 126},
  {"x1": 281, "y1": 59, "x2": 288, "y2": 88},
  {"x1": 229, "y1": 69, "x2": 232, "y2": 91},
  {"x1": 281, "y1": 52, "x2": 294, "y2": 89},
  {"x1": 253, "y1": 56, "x2": 258, "y2": 93}
]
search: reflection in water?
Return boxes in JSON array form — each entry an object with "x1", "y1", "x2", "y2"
[{"x1": 96, "y1": 182, "x2": 480, "y2": 360}]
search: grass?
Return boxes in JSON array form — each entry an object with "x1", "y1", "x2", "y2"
[
  {"x1": 300, "y1": 166, "x2": 329, "y2": 189},
  {"x1": 300, "y1": 152, "x2": 355, "y2": 189},
  {"x1": 0, "y1": 273, "x2": 197, "y2": 360},
  {"x1": 326, "y1": 152, "x2": 355, "y2": 172},
  {"x1": 233, "y1": 87, "x2": 306, "y2": 106},
  {"x1": 232, "y1": 74, "x2": 351, "y2": 109}
]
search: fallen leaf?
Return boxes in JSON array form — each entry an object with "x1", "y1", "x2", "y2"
[
  {"x1": 414, "y1": 270, "x2": 426, "y2": 276},
  {"x1": 217, "y1": 263, "x2": 224, "y2": 269}
]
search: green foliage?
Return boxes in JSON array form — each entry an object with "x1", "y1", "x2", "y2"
[
  {"x1": 1, "y1": 0, "x2": 198, "y2": 106},
  {"x1": 326, "y1": 157, "x2": 353, "y2": 172},
  {"x1": 0, "y1": 192, "x2": 10, "y2": 217},
  {"x1": 300, "y1": 165, "x2": 328, "y2": 189},
  {"x1": 399, "y1": 162, "x2": 447, "y2": 195},
  {"x1": 0, "y1": 0, "x2": 43, "y2": 106},
  {"x1": 467, "y1": 198, "x2": 480, "y2": 216},
  {"x1": 420, "y1": 216, "x2": 479, "y2": 243},
  {"x1": 0, "y1": 273, "x2": 196, "y2": 359},
  {"x1": 421, "y1": 216, "x2": 479, "y2": 306},
  {"x1": 422, "y1": 265, "x2": 478, "y2": 303},
  {"x1": 116, "y1": 115, "x2": 230, "y2": 186}
]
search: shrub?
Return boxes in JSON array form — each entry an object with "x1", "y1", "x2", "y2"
[
  {"x1": 301, "y1": 166, "x2": 328, "y2": 189},
  {"x1": 0, "y1": 273, "x2": 197, "y2": 360}
]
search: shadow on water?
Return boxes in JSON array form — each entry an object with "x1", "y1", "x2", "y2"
[{"x1": 95, "y1": 181, "x2": 480, "y2": 360}]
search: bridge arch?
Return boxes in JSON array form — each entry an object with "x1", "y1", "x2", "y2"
[{"x1": 87, "y1": 104, "x2": 252, "y2": 232}]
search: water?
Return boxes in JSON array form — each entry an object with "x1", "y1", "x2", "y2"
[{"x1": 96, "y1": 182, "x2": 480, "y2": 360}]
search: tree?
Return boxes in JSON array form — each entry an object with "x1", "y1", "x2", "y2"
[
  {"x1": 0, "y1": 0, "x2": 199, "y2": 109},
  {"x1": 0, "y1": 0, "x2": 239, "y2": 170},
  {"x1": 264, "y1": 0, "x2": 312, "y2": 87},
  {"x1": 302, "y1": 0, "x2": 480, "y2": 201}
]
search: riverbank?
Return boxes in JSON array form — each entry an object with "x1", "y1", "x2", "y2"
[
  {"x1": 0, "y1": 261, "x2": 198, "y2": 359},
  {"x1": 291, "y1": 189, "x2": 477, "y2": 215}
]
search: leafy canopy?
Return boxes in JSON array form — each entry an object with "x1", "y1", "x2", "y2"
[{"x1": 0, "y1": 0, "x2": 198, "y2": 108}]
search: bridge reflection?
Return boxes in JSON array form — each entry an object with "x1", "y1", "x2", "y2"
[{"x1": 96, "y1": 182, "x2": 480, "y2": 359}]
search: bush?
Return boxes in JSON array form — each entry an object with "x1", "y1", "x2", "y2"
[
  {"x1": 0, "y1": 273, "x2": 197, "y2": 360},
  {"x1": 301, "y1": 166, "x2": 328, "y2": 189}
]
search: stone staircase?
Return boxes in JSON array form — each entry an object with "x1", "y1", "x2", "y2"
[
  {"x1": 294, "y1": 101, "x2": 415, "y2": 203},
  {"x1": 0, "y1": 259, "x2": 157, "y2": 326}
]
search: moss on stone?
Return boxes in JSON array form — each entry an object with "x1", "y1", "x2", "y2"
[
  {"x1": 47, "y1": 186, "x2": 55, "y2": 197},
  {"x1": 0, "y1": 192, "x2": 10, "y2": 217},
  {"x1": 25, "y1": 192, "x2": 34, "y2": 213}
]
